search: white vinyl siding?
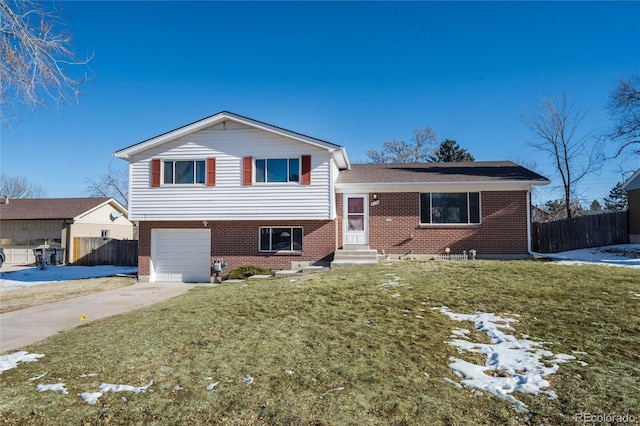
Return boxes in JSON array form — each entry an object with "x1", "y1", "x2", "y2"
[{"x1": 127, "y1": 126, "x2": 333, "y2": 220}]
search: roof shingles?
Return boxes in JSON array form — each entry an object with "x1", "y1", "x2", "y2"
[
  {"x1": 336, "y1": 161, "x2": 549, "y2": 184},
  {"x1": 0, "y1": 198, "x2": 112, "y2": 220}
]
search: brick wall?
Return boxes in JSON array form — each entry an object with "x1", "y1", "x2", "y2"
[
  {"x1": 337, "y1": 191, "x2": 529, "y2": 256},
  {"x1": 138, "y1": 219, "x2": 337, "y2": 275}
]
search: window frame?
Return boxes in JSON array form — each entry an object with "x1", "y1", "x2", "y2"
[
  {"x1": 254, "y1": 157, "x2": 301, "y2": 184},
  {"x1": 259, "y1": 226, "x2": 304, "y2": 252},
  {"x1": 419, "y1": 192, "x2": 481, "y2": 225},
  {"x1": 162, "y1": 160, "x2": 206, "y2": 185}
]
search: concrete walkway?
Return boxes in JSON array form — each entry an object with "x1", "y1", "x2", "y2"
[{"x1": 0, "y1": 282, "x2": 196, "y2": 353}]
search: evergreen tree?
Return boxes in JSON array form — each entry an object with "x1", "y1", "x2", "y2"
[
  {"x1": 429, "y1": 139, "x2": 475, "y2": 162},
  {"x1": 589, "y1": 199, "x2": 602, "y2": 211},
  {"x1": 604, "y1": 182, "x2": 628, "y2": 210}
]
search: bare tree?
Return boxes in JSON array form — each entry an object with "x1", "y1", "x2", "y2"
[
  {"x1": 607, "y1": 73, "x2": 640, "y2": 157},
  {"x1": 366, "y1": 126, "x2": 438, "y2": 163},
  {"x1": 0, "y1": 173, "x2": 46, "y2": 198},
  {"x1": 84, "y1": 163, "x2": 128, "y2": 208},
  {"x1": 521, "y1": 92, "x2": 601, "y2": 219},
  {"x1": 0, "y1": 0, "x2": 93, "y2": 122}
]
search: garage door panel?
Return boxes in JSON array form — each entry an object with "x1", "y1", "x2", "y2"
[{"x1": 151, "y1": 229, "x2": 211, "y2": 283}]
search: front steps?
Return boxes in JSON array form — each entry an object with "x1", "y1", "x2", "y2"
[{"x1": 330, "y1": 244, "x2": 379, "y2": 269}]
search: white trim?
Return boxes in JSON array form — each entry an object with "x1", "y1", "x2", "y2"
[
  {"x1": 336, "y1": 181, "x2": 547, "y2": 193},
  {"x1": 74, "y1": 198, "x2": 129, "y2": 221},
  {"x1": 343, "y1": 193, "x2": 369, "y2": 245},
  {"x1": 114, "y1": 111, "x2": 350, "y2": 170}
]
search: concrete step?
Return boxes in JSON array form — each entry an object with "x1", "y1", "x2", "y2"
[
  {"x1": 330, "y1": 259, "x2": 379, "y2": 269},
  {"x1": 331, "y1": 247, "x2": 379, "y2": 269},
  {"x1": 342, "y1": 244, "x2": 372, "y2": 250},
  {"x1": 333, "y1": 249, "x2": 378, "y2": 258}
]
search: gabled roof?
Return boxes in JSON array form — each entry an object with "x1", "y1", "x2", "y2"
[
  {"x1": 336, "y1": 161, "x2": 549, "y2": 187},
  {"x1": 0, "y1": 197, "x2": 127, "y2": 221},
  {"x1": 113, "y1": 111, "x2": 350, "y2": 170},
  {"x1": 621, "y1": 168, "x2": 640, "y2": 191}
]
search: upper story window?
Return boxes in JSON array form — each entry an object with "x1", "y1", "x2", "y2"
[
  {"x1": 420, "y1": 192, "x2": 481, "y2": 225},
  {"x1": 255, "y1": 158, "x2": 300, "y2": 183},
  {"x1": 164, "y1": 160, "x2": 206, "y2": 184}
]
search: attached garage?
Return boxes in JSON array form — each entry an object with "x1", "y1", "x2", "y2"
[{"x1": 151, "y1": 229, "x2": 211, "y2": 282}]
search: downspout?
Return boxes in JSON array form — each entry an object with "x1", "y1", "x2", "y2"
[{"x1": 527, "y1": 189, "x2": 543, "y2": 258}]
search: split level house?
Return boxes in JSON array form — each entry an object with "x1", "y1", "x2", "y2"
[{"x1": 114, "y1": 111, "x2": 550, "y2": 283}]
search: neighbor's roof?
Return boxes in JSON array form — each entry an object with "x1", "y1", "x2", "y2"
[
  {"x1": 621, "y1": 167, "x2": 640, "y2": 191},
  {"x1": 0, "y1": 197, "x2": 126, "y2": 221},
  {"x1": 113, "y1": 110, "x2": 350, "y2": 170},
  {"x1": 336, "y1": 161, "x2": 550, "y2": 185}
]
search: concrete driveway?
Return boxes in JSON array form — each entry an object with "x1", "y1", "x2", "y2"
[{"x1": 0, "y1": 282, "x2": 196, "y2": 353}]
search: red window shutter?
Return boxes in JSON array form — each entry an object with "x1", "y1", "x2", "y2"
[
  {"x1": 301, "y1": 155, "x2": 311, "y2": 185},
  {"x1": 151, "y1": 159, "x2": 161, "y2": 187},
  {"x1": 206, "y1": 158, "x2": 216, "y2": 186},
  {"x1": 242, "y1": 156, "x2": 253, "y2": 186}
]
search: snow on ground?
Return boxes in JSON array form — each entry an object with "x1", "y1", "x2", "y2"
[
  {"x1": 78, "y1": 380, "x2": 154, "y2": 404},
  {"x1": 435, "y1": 307, "x2": 585, "y2": 413},
  {"x1": 0, "y1": 351, "x2": 45, "y2": 373},
  {"x1": 0, "y1": 265, "x2": 138, "y2": 290},
  {"x1": 540, "y1": 244, "x2": 640, "y2": 268}
]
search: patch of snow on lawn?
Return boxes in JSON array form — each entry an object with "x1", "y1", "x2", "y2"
[
  {"x1": 436, "y1": 307, "x2": 584, "y2": 413},
  {"x1": 78, "y1": 379, "x2": 153, "y2": 404},
  {"x1": 541, "y1": 244, "x2": 640, "y2": 268},
  {"x1": 0, "y1": 351, "x2": 45, "y2": 373},
  {"x1": 0, "y1": 265, "x2": 138, "y2": 290},
  {"x1": 36, "y1": 383, "x2": 68, "y2": 394}
]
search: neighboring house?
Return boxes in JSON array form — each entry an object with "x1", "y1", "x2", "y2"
[
  {"x1": 114, "y1": 111, "x2": 549, "y2": 283},
  {"x1": 622, "y1": 168, "x2": 640, "y2": 243},
  {"x1": 0, "y1": 197, "x2": 133, "y2": 265},
  {"x1": 531, "y1": 205, "x2": 553, "y2": 222}
]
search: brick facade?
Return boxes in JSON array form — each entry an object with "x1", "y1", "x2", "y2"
[
  {"x1": 138, "y1": 219, "x2": 338, "y2": 276},
  {"x1": 138, "y1": 190, "x2": 530, "y2": 278},
  {"x1": 337, "y1": 191, "x2": 529, "y2": 257}
]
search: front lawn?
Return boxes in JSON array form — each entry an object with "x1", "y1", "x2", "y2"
[{"x1": 0, "y1": 260, "x2": 638, "y2": 425}]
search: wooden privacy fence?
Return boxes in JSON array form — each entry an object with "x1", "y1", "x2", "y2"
[
  {"x1": 73, "y1": 237, "x2": 138, "y2": 266},
  {"x1": 531, "y1": 211, "x2": 628, "y2": 253}
]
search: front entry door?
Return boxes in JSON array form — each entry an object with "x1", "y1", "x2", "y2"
[{"x1": 343, "y1": 194, "x2": 368, "y2": 245}]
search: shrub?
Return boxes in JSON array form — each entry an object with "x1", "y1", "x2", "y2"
[{"x1": 227, "y1": 264, "x2": 272, "y2": 280}]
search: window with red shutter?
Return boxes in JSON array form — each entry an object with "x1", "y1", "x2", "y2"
[
  {"x1": 206, "y1": 158, "x2": 216, "y2": 186},
  {"x1": 301, "y1": 155, "x2": 311, "y2": 185},
  {"x1": 243, "y1": 156, "x2": 253, "y2": 186},
  {"x1": 151, "y1": 159, "x2": 161, "y2": 187}
]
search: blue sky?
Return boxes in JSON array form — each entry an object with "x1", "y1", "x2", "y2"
[{"x1": 1, "y1": 1, "x2": 638, "y2": 205}]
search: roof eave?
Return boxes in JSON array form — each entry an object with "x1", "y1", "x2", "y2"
[
  {"x1": 72, "y1": 198, "x2": 128, "y2": 221},
  {"x1": 335, "y1": 179, "x2": 550, "y2": 191},
  {"x1": 621, "y1": 168, "x2": 640, "y2": 190},
  {"x1": 114, "y1": 111, "x2": 346, "y2": 160}
]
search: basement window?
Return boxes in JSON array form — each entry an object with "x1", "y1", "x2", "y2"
[{"x1": 259, "y1": 227, "x2": 303, "y2": 252}]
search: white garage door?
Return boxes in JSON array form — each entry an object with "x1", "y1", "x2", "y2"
[{"x1": 151, "y1": 229, "x2": 211, "y2": 283}]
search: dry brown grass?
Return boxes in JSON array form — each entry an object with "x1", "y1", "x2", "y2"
[
  {"x1": 0, "y1": 261, "x2": 638, "y2": 425},
  {"x1": 0, "y1": 276, "x2": 135, "y2": 314}
]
